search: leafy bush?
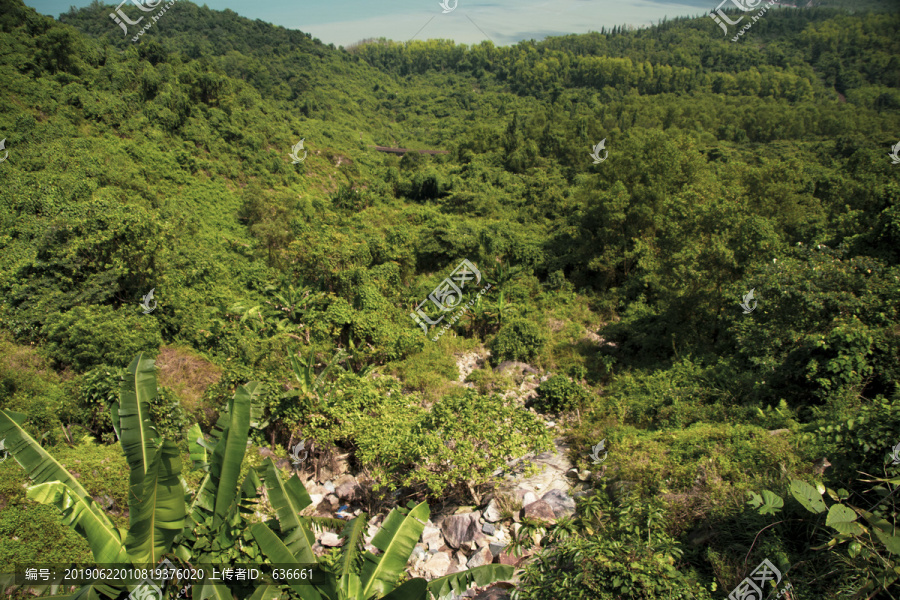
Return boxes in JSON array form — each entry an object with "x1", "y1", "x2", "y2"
[
  {"x1": 514, "y1": 491, "x2": 714, "y2": 600},
  {"x1": 489, "y1": 318, "x2": 548, "y2": 366},
  {"x1": 317, "y1": 376, "x2": 552, "y2": 502},
  {"x1": 40, "y1": 305, "x2": 162, "y2": 372},
  {"x1": 534, "y1": 374, "x2": 591, "y2": 412},
  {"x1": 70, "y1": 364, "x2": 123, "y2": 443}
]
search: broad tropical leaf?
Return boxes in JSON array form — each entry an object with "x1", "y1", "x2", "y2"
[
  {"x1": 338, "y1": 515, "x2": 367, "y2": 597},
  {"x1": 118, "y1": 354, "x2": 160, "y2": 476},
  {"x1": 790, "y1": 479, "x2": 827, "y2": 514},
  {"x1": 124, "y1": 441, "x2": 186, "y2": 564},
  {"x1": 428, "y1": 565, "x2": 514, "y2": 599},
  {"x1": 248, "y1": 584, "x2": 281, "y2": 600},
  {"x1": 188, "y1": 423, "x2": 209, "y2": 471},
  {"x1": 209, "y1": 382, "x2": 260, "y2": 527},
  {"x1": 264, "y1": 458, "x2": 311, "y2": 530},
  {"x1": 381, "y1": 577, "x2": 428, "y2": 600},
  {"x1": 747, "y1": 490, "x2": 783, "y2": 515},
  {"x1": 39, "y1": 581, "x2": 125, "y2": 599},
  {"x1": 26, "y1": 482, "x2": 129, "y2": 563},
  {"x1": 825, "y1": 504, "x2": 864, "y2": 536},
  {"x1": 360, "y1": 501, "x2": 429, "y2": 598},
  {"x1": 250, "y1": 523, "x2": 324, "y2": 600},
  {"x1": 0, "y1": 410, "x2": 94, "y2": 502},
  {"x1": 194, "y1": 579, "x2": 234, "y2": 600}
]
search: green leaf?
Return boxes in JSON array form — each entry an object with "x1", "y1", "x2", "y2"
[
  {"x1": 124, "y1": 441, "x2": 186, "y2": 564},
  {"x1": 250, "y1": 522, "x2": 324, "y2": 600},
  {"x1": 188, "y1": 423, "x2": 208, "y2": 471},
  {"x1": 381, "y1": 577, "x2": 428, "y2": 599},
  {"x1": 873, "y1": 528, "x2": 900, "y2": 556},
  {"x1": 790, "y1": 480, "x2": 827, "y2": 514},
  {"x1": 747, "y1": 490, "x2": 783, "y2": 515},
  {"x1": 26, "y1": 482, "x2": 129, "y2": 564},
  {"x1": 118, "y1": 354, "x2": 160, "y2": 476},
  {"x1": 825, "y1": 504, "x2": 864, "y2": 536},
  {"x1": 338, "y1": 515, "x2": 367, "y2": 596},
  {"x1": 0, "y1": 410, "x2": 94, "y2": 504},
  {"x1": 209, "y1": 382, "x2": 259, "y2": 528},
  {"x1": 427, "y1": 565, "x2": 515, "y2": 598},
  {"x1": 360, "y1": 501, "x2": 430, "y2": 598},
  {"x1": 263, "y1": 458, "x2": 315, "y2": 562}
]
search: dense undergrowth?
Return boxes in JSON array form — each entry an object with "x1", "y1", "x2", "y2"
[{"x1": 0, "y1": 0, "x2": 898, "y2": 597}]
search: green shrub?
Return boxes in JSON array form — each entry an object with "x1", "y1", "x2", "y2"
[
  {"x1": 69, "y1": 365, "x2": 123, "y2": 443},
  {"x1": 40, "y1": 305, "x2": 162, "y2": 372},
  {"x1": 534, "y1": 374, "x2": 591, "y2": 412},
  {"x1": 489, "y1": 318, "x2": 547, "y2": 366},
  {"x1": 514, "y1": 491, "x2": 714, "y2": 600},
  {"x1": 316, "y1": 375, "x2": 552, "y2": 502}
]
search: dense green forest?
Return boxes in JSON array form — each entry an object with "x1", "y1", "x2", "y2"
[{"x1": 0, "y1": 0, "x2": 899, "y2": 598}]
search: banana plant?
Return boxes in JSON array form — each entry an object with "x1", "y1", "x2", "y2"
[
  {"x1": 0, "y1": 353, "x2": 186, "y2": 600},
  {"x1": 487, "y1": 290, "x2": 517, "y2": 328},
  {"x1": 250, "y1": 465, "x2": 514, "y2": 599},
  {"x1": 0, "y1": 354, "x2": 271, "y2": 600},
  {"x1": 284, "y1": 348, "x2": 346, "y2": 400},
  {"x1": 176, "y1": 379, "x2": 269, "y2": 600}
]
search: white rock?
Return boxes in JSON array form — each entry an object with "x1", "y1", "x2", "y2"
[
  {"x1": 320, "y1": 532, "x2": 343, "y2": 547},
  {"x1": 483, "y1": 498, "x2": 503, "y2": 522},
  {"x1": 421, "y1": 552, "x2": 452, "y2": 579}
]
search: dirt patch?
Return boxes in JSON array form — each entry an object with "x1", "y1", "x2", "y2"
[{"x1": 155, "y1": 345, "x2": 223, "y2": 425}]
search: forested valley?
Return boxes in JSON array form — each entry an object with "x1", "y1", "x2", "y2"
[{"x1": 0, "y1": 0, "x2": 899, "y2": 598}]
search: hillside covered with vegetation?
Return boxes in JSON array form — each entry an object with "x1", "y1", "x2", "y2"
[{"x1": 0, "y1": 0, "x2": 899, "y2": 598}]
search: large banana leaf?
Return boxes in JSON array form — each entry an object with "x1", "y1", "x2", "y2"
[
  {"x1": 26, "y1": 482, "x2": 129, "y2": 563},
  {"x1": 263, "y1": 458, "x2": 316, "y2": 560},
  {"x1": 209, "y1": 382, "x2": 259, "y2": 527},
  {"x1": 118, "y1": 353, "x2": 160, "y2": 476},
  {"x1": 188, "y1": 423, "x2": 209, "y2": 471},
  {"x1": 0, "y1": 409, "x2": 121, "y2": 538},
  {"x1": 427, "y1": 565, "x2": 515, "y2": 599},
  {"x1": 250, "y1": 523, "x2": 325, "y2": 600},
  {"x1": 381, "y1": 578, "x2": 428, "y2": 600},
  {"x1": 0, "y1": 410, "x2": 90, "y2": 498},
  {"x1": 39, "y1": 581, "x2": 124, "y2": 600},
  {"x1": 338, "y1": 515, "x2": 367, "y2": 598},
  {"x1": 360, "y1": 502, "x2": 429, "y2": 598},
  {"x1": 194, "y1": 579, "x2": 234, "y2": 600},
  {"x1": 124, "y1": 441, "x2": 186, "y2": 564},
  {"x1": 248, "y1": 584, "x2": 281, "y2": 600}
]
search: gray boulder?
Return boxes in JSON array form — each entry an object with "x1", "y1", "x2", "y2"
[
  {"x1": 522, "y1": 499, "x2": 557, "y2": 525},
  {"x1": 541, "y1": 489, "x2": 575, "y2": 518},
  {"x1": 441, "y1": 512, "x2": 481, "y2": 549}
]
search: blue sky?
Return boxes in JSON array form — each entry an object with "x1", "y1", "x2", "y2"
[{"x1": 24, "y1": 0, "x2": 714, "y2": 47}]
